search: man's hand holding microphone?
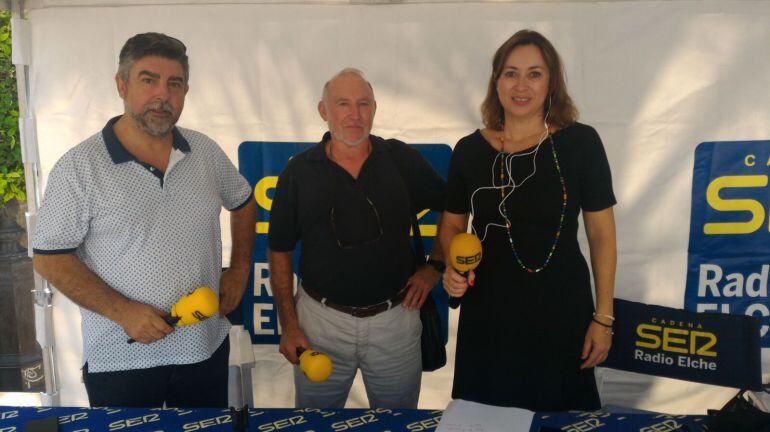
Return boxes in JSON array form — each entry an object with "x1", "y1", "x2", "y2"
[
  {"x1": 117, "y1": 301, "x2": 175, "y2": 345},
  {"x1": 124, "y1": 287, "x2": 220, "y2": 344}
]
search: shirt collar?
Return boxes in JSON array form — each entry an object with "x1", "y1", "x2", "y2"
[
  {"x1": 307, "y1": 131, "x2": 389, "y2": 161},
  {"x1": 102, "y1": 115, "x2": 191, "y2": 164}
]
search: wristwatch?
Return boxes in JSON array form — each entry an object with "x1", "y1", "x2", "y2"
[{"x1": 425, "y1": 259, "x2": 446, "y2": 273}]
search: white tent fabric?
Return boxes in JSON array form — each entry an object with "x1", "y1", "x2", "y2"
[
  {"x1": 21, "y1": 0, "x2": 770, "y2": 413},
  {"x1": 22, "y1": 0, "x2": 669, "y2": 8}
]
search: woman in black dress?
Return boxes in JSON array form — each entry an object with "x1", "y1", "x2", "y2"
[{"x1": 439, "y1": 29, "x2": 617, "y2": 411}]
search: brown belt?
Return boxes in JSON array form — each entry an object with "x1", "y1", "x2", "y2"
[{"x1": 301, "y1": 284, "x2": 408, "y2": 318}]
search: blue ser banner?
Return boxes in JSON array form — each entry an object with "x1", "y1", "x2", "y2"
[
  {"x1": 0, "y1": 406, "x2": 713, "y2": 432},
  {"x1": 238, "y1": 141, "x2": 452, "y2": 344},
  {"x1": 0, "y1": 406, "x2": 443, "y2": 432},
  {"x1": 530, "y1": 411, "x2": 708, "y2": 432},
  {"x1": 685, "y1": 141, "x2": 770, "y2": 347},
  {"x1": 604, "y1": 299, "x2": 761, "y2": 390}
]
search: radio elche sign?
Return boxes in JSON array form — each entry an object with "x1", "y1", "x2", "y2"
[
  {"x1": 237, "y1": 141, "x2": 451, "y2": 344},
  {"x1": 604, "y1": 141, "x2": 766, "y2": 389},
  {"x1": 604, "y1": 299, "x2": 761, "y2": 390},
  {"x1": 686, "y1": 141, "x2": 770, "y2": 347}
]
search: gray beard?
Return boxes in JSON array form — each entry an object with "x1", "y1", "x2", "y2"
[
  {"x1": 331, "y1": 129, "x2": 369, "y2": 148},
  {"x1": 126, "y1": 102, "x2": 176, "y2": 138},
  {"x1": 338, "y1": 137, "x2": 365, "y2": 147}
]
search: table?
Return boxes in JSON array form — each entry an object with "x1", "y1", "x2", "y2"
[{"x1": 0, "y1": 405, "x2": 708, "y2": 431}]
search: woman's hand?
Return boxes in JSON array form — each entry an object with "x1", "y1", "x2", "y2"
[
  {"x1": 580, "y1": 320, "x2": 612, "y2": 369},
  {"x1": 582, "y1": 207, "x2": 616, "y2": 369},
  {"x1": 443, "y1": 266, "x2": 474, "y2": 298}
]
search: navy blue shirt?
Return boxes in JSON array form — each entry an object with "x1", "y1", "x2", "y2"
[{"x1": 268, "y1": 133, "x2": 446, "y2": 306}]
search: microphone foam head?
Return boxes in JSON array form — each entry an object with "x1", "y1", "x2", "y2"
[
  {"x1": 172, "y1": 286, "x2": 219, "y2": 326},
  {"x1": 299, "y1": 349, "x2": 333, "y2": 382},
  {"x1": 449, "y1": 233, "x2": 482, "y2": 273}
]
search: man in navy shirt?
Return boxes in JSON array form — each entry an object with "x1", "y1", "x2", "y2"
[{"x1": 268, "y1": 68, "x2": 446, "y2": 408}]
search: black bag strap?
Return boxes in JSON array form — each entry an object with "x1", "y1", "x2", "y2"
[
  {"x1": 385, "y1": 139, "x2": 425, "y2": 265},
  {"x1": 409, "y1": 209, "x2": 425, "y2": 263}
]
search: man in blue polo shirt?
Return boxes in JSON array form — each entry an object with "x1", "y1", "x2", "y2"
[
  {"x1": 268, "y1": 68, "x2": 446, "y2": 408},
  {"x1": 32, "y1": 33, "x2": 255, "y2": 408}
]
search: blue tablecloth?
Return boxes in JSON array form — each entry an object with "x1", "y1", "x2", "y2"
[{"x1": 0, "y1": 405, "x2": 708, "y2": 431}]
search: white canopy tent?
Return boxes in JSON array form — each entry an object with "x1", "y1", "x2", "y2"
[{"x1": 4, "y1": 0, "x2": 770, "y2": 414}]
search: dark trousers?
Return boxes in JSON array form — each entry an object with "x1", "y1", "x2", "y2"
[{"x1": 83, "y1": 338, "x2": 229, "y2": 408}]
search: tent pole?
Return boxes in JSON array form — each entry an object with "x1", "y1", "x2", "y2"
[{"x1": 12, "y1": 0, "x2": 60, "y2": 407}]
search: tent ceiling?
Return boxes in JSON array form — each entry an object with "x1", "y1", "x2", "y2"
[{"x1": 20, "y1": 0, "x2": 688, "y2": 10}]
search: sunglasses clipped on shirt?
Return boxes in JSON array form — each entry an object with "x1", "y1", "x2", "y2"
[{"x1": 330, "y1": 194, "x2": 384, "y2": 249}]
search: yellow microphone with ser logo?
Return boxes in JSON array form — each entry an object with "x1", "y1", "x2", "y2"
[
  {"x1": 171, "y1": 286, "x2": 219, "y2": 326},
  {"x1": 127, "y1": 286, "x2": 219, "y2": 343},
  {"x1": 296, "y1": 347, "x2": 333, "y2": 382},
  {"x1": 450, "y1": 232, "x2": 482, "y2": 278},
  {"x1": 448, "y1": 233, "x2": 482, "y2": 308}
]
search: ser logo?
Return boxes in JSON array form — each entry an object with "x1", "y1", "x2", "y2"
[
  {"x1": 59, "y1": 412, "x2": 88, "y2": 425},
  {"x1": 700, "y1": 148, "x2": 770, "y2": 235},
  {"x1": 108, "y1": 414, "x2": 160, "y2": 431},
  {"x1": 331, "y1": 413, "x2": 378, "y2": 431},
  {"x1": 406, "y1": 413, "x2": 442, "y2": 431},
  {"x1": 561, "y1": 419, "x2": 605, "y2": 432},
  {"x1": 640, "y1": 420, "x2": 683, "y2": 432},
  {"x1": 454, "y1": 253, "x2": 481, "y2": 266},
  {"x1": 635, "y1": 322, "x2": 717, "y2": 356},
  {"x1": 0, "y1": 411, "x2": 18, "y2": 420},
  {"x1": 703, "y1": 173, "x2": 770, "y2": 235},
  {"x1": 182, "y1": 415, "x2": 232, "y2": 431},
  {"x1": 634, "y1": 319, "x2": 718, "y2": 371},
  {"x1": 559, "y1": 411, "x2": 609, "y2": 432},
  {"x1": 257, "y1": 415, "x2": 306, "y2": 432},
  {"x1": 640, "y1": 414, "x2": 688, "y2": 432}
]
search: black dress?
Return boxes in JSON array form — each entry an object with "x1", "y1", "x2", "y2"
[{"x1": 445, "y1": 123, "x2": 616, "y2": 411}]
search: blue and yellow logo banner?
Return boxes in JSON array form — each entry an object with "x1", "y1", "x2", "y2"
[
  {"x1": 685, "y1": 141, "x2": 770, "y2": 347},
  {"x1": 604, "y1": 299, "x2": 761, "y2": 390},
  {"x1": 0, "y1": 406, "x2": 444, "y2": 432},
  {"x1": 530, "y1": 411, "x2": 708, "y2": 432},
  {"x1": 0, "y1": 406, "x2": 716, "y2": 431},
  {"x1": 238, "y1": 141, "x2": 451, "y2": 344}
]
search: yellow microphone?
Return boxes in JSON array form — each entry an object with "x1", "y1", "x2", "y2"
[
  {"x1": 171, "y1": 286, "x2": 219, "y2": 326},
  {"x1": 450, "y1": 232, "x2": 482, "y2": 279},
  {"x1": 127, "y1": 287, "x2": 219, "y2": 343},
  {"x1": 448, "y1": 233, "x2": 482, "y2": 308},
  {"x1": 296, "y1": 347, "x2": 333, "y2": 382}
]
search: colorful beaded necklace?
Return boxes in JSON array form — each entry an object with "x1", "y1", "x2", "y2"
[{"x1": 498, "y1": 132, "x2": 567, "y2": 273}]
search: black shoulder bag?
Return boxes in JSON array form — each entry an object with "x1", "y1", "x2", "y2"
[
  {"x1": 387, "y1": 139, "x2": 447, "y2": 372},
  {"x1": 705, "y1": 390, "x2": 770, "y2": 432},
  {"x1": 409, "y1": 212, "x2": 448, "y2": 372}
]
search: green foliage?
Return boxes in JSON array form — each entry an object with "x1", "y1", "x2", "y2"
[{"x1": 0, "y1": 11, "x2": 23, "y2": 204}]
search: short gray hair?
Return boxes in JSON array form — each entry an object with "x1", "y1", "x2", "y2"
[
  {"x1": 117, "y1": 32, "x2": 189, "y2": 83},
  {"x1": 321, "y1": 67, "x2": 374, "y2": 103}
]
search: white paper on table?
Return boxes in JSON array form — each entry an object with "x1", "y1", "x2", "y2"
[{"x1": 437, "y1": 399, "x2": 535, "y2": 432}]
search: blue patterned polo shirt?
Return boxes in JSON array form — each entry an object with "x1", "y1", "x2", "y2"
[{"x1": 32, "y1": 116, "x2": 252, "y2": 373}]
